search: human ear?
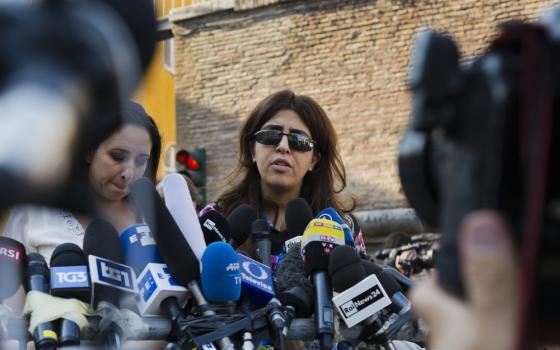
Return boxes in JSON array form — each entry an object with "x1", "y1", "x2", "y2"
[{"x1": 310, "y1": 151, "x2": 321, "y2": 171}]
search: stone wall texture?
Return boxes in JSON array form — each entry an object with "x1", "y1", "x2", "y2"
[{"x1": 172, "y1": 0, "x2": 555, "y2": 211}]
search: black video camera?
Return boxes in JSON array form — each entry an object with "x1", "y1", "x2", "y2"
[{"x1": 399, "y1": 12, "x2": 560, "y2": 341}]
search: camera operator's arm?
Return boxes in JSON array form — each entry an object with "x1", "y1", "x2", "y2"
[{"x1": 410, "y1": 211, "x2": 518, "y2": 350}]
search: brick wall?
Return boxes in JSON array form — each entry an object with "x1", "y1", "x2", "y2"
[{"x1": 172, "y1": 0, "x2": 555, "y2": 211}]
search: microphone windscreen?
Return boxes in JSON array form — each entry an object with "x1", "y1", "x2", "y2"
[
  {"x1": 50, "y1": 243, "x2": 90, "y2": 303},
  {"x1": 201, "y1": 242, "x2": 241, "y2": 302},
  {"x1": 362, "y1": 260, "x2": 384, "y2": 276},
  {"x1": 119, "y1": 223, "x2": 162, "y2": 275},
  {"x1": 227, "y1": 204, "x2": 257, "y2": 247},
  {"x1": 200, "y1": 210, "x2": 231, "y2": 245},
  {"x1": 162, "y1": 173, "x2": 206, "y2": 260},
  {"x1": 286, "y1": 198, "x2": 314, "y2": 239},
  {"x1": 316, "y1": 208, "x2": 354, "y2": 246},
  {"x1": 377, "y1": 270, "x2": 402, "y2": 296},
  {"x1": 0, "y1": 237, "x2": 26, "y2": 301},
  {"x1": 129, "y1": 177, "x2": 200, "y2": 287},
  {"x1": 83, "y1": 219, "x2": 124, "y2": 307},
  {"x1": 328, "y1": 245, "x2": 366, "y2": 293},
  {"x1": 101, "y1": 0, "x2": 156, "y2": 71},
  {"x1": 25, "y1": 253, "x2": 49, "y2": 281},
  {"x1": 274, "y1": 242, "x2": 312, "y2": 297},
  {"x1": 251, "y1": 219, "x2": 270, "y2": 240},
  {"x1": 301, "y1": 218, "x2": 345, "y2": 275},
  {"x1": 51, "y1": 243, "x2": 87, "y2": 267},
  {"x1": 83, "y1": 219, "x2": 123, "y2": 264}
]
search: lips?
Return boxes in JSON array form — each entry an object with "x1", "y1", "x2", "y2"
[
  {"x1": 270, "y1": 158, "x2": 292, "y2": 173},
  {"x1": 271, "y1": 158, "x2": 291, "y2": 167},
  {"x1": 111, "y1": 182, "x2": 128, "y2": 192}
]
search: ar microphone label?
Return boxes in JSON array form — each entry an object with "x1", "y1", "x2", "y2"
[
  {"x1": 332, "y1": 274, "x2": 392, "y2": 327},
  {"x1": 51, "y1": 266, "x2": 89, "y2": 289}
]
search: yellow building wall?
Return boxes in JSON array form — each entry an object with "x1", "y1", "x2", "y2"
[{"x1": 135, "y1": 40, "x2": 176, "y2": 180}]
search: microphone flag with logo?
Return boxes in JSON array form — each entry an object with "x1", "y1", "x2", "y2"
[
  {"x1": 316, "y1": 207, "x2": 354, "y2": 247},
  {"x1": 0, "y1": 236, "x2": 26, "y2": 302}
]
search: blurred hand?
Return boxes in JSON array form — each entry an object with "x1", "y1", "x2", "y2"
[
  {"x1": 410, "y1": 210, "x2": 518, "y2": 350},
  {"x1": 396, "y1": 249, "x2": 417, "y2": 274}
]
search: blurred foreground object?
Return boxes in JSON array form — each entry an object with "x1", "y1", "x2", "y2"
[
  {"x1": 0, "y1": 0, "x2": 155, "y2": 212},
  {"x1": 400, "y1": 5, "x2": 560, "y2": 346}
]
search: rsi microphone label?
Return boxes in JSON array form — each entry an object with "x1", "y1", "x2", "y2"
[
  {"x1": 51, "y1": 266, "x2": 89, "y2": 289},
  {"x1": 89, "y1": 255, "x2": 137, "y2": 293},
  {"x1": 0, "y1": 245, "x2": 23, "y2": 263},
  {"x1": 332, "y1": 274, "x2": 391, "y2": 327},
  {"x1": 237, "y1": 254, "x2": 274, "y2": 293}
]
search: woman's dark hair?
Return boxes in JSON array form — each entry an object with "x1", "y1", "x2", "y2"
[
  {"x1": 217, "y1": 90, "x2": 354, "y2": 220},
  {"x1": 88, "y1": 101, "x2": 161, "y2": 182}
]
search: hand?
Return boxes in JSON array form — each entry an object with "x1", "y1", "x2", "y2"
[
  {"x1": 410, "y1": 210, "x2": 518, "y2": 350},
  {"x1": 395, "y1": 249, "x2": 416, "y2": 275}
]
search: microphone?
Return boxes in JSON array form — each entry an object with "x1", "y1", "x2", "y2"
[
  {"x1": 376, "y1": 271, "x2": 411, "y2": 316},
  {"x1": 201, "y1": 242, "x2": 241, "y2": 303},
  {"x1": 329, "y1": 246, "x2": 414, "y2": 345},
  {"x1": 129, "y1": 178, "x2": 234, "y2": 350},
  {"x1": 200, "y1": 210, "x2": 231, "y2": 245},
  {"x1": 251, "y1": 219, "x2": 272, "y2": 267},
  {"x1": 0, "y1": 237, "x2": 26, "y2": 303},
  {"x1": 362, "y1": 260, "x2": 384, "y2": 276},
  {"x1": 119, "y1": 224, "x2": 188, "y2": 317},
  {"x1": 328, "y1": 246, "x2": 391, "y2": 328},
  {"x1": 274, "y1": 241, "x2": 313, "y2": 335},
  {"x1": 83, "y1": 219, "x2": 138, "y2": 348},
  {"x1": 226, "y1": 204, "x2": 257, "y2": 249},
  {"x1": 301, "y1": 218, "x2": 345, "y2": 350},
  {"x1": 50, "y1": 243, "x2": 91, "y2": 347},
  {"x1": 316, "y1": 208, "x2": 354, "y2": 246},
  {"x1": 119, "y1": 223, "x2": 162, "y2": 275},
  {"x1": 380, "y1": 265, "x2": 415, "y2": 293},
  {"x1": 25, "y1": 253, "x2": 58, "y2": 350},
  {"x1": 238, "y1": 254, "x2": 275, "y2": 306},
  {"x1": 285, "y1": 198, "x2": 314, "y2": 252},
  {"x1": 162, "y1": 173, "x2": 207, "y2": 260}
]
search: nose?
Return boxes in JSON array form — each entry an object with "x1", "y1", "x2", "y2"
[
  {"x1": 276, "y1": 134, "x2": 291, "y2": 154},
  {"x1": 120, "y1": 165, "x2": 134, "y2": 184}
]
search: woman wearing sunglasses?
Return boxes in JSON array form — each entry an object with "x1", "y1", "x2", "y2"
[{"x1": 216, "y1": 89, "x2": 366, "y2": 259}]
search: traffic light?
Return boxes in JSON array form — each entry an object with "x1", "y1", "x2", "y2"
[{"x1": 176, "y1": 148, "x2": 206, "y2": 204}]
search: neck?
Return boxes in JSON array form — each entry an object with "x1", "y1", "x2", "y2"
[
  {"x1": 260, "y1": 185, "x2": 301, "y2": 211},
  {"x1": 260, "y1": 184, "x2": 301, "y2": 231}
]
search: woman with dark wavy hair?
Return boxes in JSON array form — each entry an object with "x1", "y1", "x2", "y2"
[{"x1": 215, "y1": 90, "x2": 366, "y2": 257}]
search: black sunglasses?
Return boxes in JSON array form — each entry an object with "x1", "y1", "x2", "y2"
[{"x1": 253, "y1": 129, "x2": 316, "y2": 152}]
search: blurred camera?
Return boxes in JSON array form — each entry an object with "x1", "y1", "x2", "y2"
[{"x1": 399, "y1": 10, "x2": 560, "y2": 339}]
